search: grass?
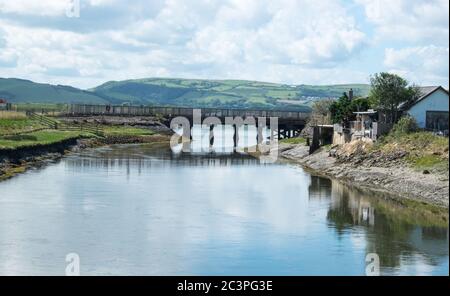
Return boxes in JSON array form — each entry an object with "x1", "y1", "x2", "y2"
[
  {"x1": 0, "y1": 111, "x2": 27, "y2": 120},
  {"x1": 280, "y1": 137, "x2": 306, "y2": 144},
  {"x1": 0, "y1": 115, "x2": 44, "y2": 136},
  {"x1": 0, "y1": 130, "x2": 87, "y2": 149},
  {"x1": 103, "y1": 125, "x2": 155, "y2": 137},
  {"x1": 375, "y1": 131, "x2": 449, "y2": 172}
]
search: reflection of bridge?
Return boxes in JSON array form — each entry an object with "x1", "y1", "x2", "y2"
[{"x1": 68, "y1": 104, "x2": 310, "y2": 143}]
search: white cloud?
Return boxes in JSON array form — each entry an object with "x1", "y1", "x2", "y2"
[
  {"x1": 0, "y1": 0, "x2": 447, "y2": 88},
  {"x1": 185, "y1": 0, "x2": 366, "y2": 67},
  {"x1": 384, "y1": 46, "x2": 449, "y2": 86},
  {"x1": 0, "y1": 0, "x2": 68, "y2": 16},
  {"x1": 356, "y1": 0, "x2": 449, "y2": 44}
]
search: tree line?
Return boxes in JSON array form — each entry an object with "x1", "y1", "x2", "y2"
[{"x1": 311, "y1": 72, "x2": 420, "y2": 126}]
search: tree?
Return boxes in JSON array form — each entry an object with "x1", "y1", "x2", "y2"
[
  {"x1": 310, "y1": 98, "x2": 334, "y2": 125},
  {"x1": 329, "y1": 93, "x2": 373, "y2": 125},
  {"x1": 329, "y1": 93, "x2": 351, "y2": 124},
  {"x1": 369, "y1": 72, "x2": 420, "y2": 123}
]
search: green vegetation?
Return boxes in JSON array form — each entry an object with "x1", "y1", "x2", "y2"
[
  {"x1": 0, "y1": 78, "x2": 109, "y2": 104},
  {"x1": 280, "y1": 137, "x2": 306, "y2": 144},
  {"x1": 14, "y1": 103, "x2": 69, "y2": 113},
  {"x1": 329, "y1": 93, "x2": 372, "y2": 124},
  {"x1": 375, "y1": 120, "x2": 449, "y2": 173},
  {"x1": 390, "y1": 115, "x2": 419, "y2": 135},
  {"x1": 369, "y1": 72, "x2": 420, "y2": 123},
  {"x1": 103, "y1": 126, "x2": 155, "y2": 137},
  {"x1": 0, "y1": 112, "x2": 44, "y2": 136},
  {"x1": 92, "y1": 78, "x2": 369, "y2": 111},
  {"x1": 309, "y1": 99, "x2": 334, "y2": 125},
  {"x1": 1, "y1": 77, "x2": 370, "y2": 111},
  {"x1": 0, "y1": 130, "x2": 88, "y2": 149}
]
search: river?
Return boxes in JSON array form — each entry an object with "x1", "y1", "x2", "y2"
[{"x1": 0, "y1": 126, "x2": 448, "y2": 275}]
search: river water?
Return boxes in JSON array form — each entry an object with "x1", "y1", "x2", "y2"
[{"x1": 0, "y1": 126, "x2": 448, "y2": 275}]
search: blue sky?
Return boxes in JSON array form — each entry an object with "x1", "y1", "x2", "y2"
[{"x1": 0, "y1": 0, "x2": 448, "y2": 89}]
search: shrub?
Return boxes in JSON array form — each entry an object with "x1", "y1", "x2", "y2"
[{"x1": 391, "y1": 116, "x2": 419, "y2": 135}]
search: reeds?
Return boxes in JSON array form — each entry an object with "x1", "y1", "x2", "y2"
[{"x1": 0, "y1": 111, "x2": 27, "y2": 120}]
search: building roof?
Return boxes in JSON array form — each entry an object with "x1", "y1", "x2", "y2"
[{"x1": 399, "y1": 86, "x2": 449, "y2": 111}]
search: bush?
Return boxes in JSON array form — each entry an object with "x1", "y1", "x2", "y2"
[{"x1": 391, "y1": 116, "x2": 419, "y2": 135}]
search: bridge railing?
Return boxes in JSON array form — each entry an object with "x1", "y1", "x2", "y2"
[{"x1": 67, "y1": 104, "x2": 310, "y2": 120}]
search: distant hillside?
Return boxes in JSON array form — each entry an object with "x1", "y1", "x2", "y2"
[
  {"x1": 0, "y1": 77, "x2": 370, "y2": 111},
  {"x1": 92, "y1": 78, "x2": 370, "y2": 111},
  {"x1": 0, "y1": 78, "x2": 108, "y2": 104}
]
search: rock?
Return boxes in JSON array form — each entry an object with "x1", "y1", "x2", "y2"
[{"x1": 423, "y1": 170, "x2": 431, "y2": 175}]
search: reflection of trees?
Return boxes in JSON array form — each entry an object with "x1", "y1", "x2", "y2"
[{"x1": 326, "y1": 181, "x2": 449, "y2": 270}]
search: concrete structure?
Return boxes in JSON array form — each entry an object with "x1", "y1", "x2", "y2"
[{"x1": 400, "y1": 86, "x2": 449, "y2": 132}]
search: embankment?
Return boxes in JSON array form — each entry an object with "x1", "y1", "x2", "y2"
[
  {"x1": 0, "y1": 133, "x2": 171, "y2": 182},
  {"x1": 280, "y1": 143, "x2": 449, "y2": 208}
]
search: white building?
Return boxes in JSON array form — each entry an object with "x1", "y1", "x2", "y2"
[{"x1": 401, "y1": 86, "x2": 449, "y2": 131}]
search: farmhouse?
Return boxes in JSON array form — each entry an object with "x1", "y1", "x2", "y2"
[{"x1": 400, "y1": 86, "x2": 449, "y2": 132}]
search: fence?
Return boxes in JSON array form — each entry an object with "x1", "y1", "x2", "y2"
[
  {"x1": 67, "y1": 104, "x2": 310, "y2": 121},
  {"x1": 26, "y1": 111, "x2": 104, "y2": 137}
]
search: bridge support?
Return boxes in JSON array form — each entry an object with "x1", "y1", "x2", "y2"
[
  {"x1": 233, "y1": 124, "x2": 239, "y2": 149},
  {"x1": 209, "y1": 125, "x2": 215, "y2": 146},
  {"x1": 256, "y1": 121, "x2": 264, "y2": 145}
]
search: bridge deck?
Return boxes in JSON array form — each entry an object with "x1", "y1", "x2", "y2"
[{"x1": 68, "y1": 104, "x2": 310, "y2": 121}]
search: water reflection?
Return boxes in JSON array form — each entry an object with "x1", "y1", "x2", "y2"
[
  {"x1": 326, "y1": 182, "x2": 448, "y2": 274},
  {"x1": 0, "y1": 144, "x2": 448, "y2": 275}
]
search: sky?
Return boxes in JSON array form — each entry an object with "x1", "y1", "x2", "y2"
[{"x1": 0, "y1": 0, "x2": 448, "y2": 89}]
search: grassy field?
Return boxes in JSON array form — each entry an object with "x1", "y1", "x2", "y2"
[
  {"x1": 1, "y1": 77, "x2": 370, "y2": 111},
  {"x1": 0, "y1": 130, "x2": 86, "y2": 149},
  {"x1": 376, "y1": 132, "x2": 449, "y2": 172},
  {"x1": 1, "y1": 110, "x2": 158, "y2": 150},
  {"x1": 0, "y1": 111, "x2": 45, "y2": 136},
  {"x1": 103, "y1": 125, "x2": 155, "y2": 137},
  {"x1": 92, "y1": 78, "x2": 369, "y2": 111}
]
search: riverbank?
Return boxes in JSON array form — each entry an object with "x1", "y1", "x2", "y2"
[
  {"x1": 280, "y1": 140, "x2": 449, "y2": 208},
  {"x1": 0, "y1": 118, "x2": 172, "y2": 181}
]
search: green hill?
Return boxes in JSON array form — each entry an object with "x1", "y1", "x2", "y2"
[
  {"x1": 0, "y1": 78, "x2": 109, "y2": 104},
  {"x1": 0, "y1": 77, "x2": 370, "y2": 111},
  {"x1": 92, "y1": 78, "x2": 370, "y2": 111}
]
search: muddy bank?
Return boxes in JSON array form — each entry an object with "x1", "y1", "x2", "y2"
[
  {"x1": 0, "y1": 134, "x2": 171, "y2": 182},
  {"x1": 280, "y1": 143, "x2": 449, "y2": 208},
  {"x1": 59, "y1": 116, "x2": 172, "y2": 134},
  {"x1": 0, "y1": 138, "x2": 79, "y2": 182}
]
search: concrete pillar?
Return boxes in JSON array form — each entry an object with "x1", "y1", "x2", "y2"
[
  {"x1": 209, "y1": 124, "x2": 215, "y2": 146},
  {"x1": 233, "y1": 124, "x2": 239, "y2": 148},
  {"x1": 257, "y1": 122, "x2": 264, "y2": 145}
]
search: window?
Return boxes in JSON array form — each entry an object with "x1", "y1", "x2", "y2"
[{"x1": 426, "y1": 111, "x2": 449, "y2": 131}]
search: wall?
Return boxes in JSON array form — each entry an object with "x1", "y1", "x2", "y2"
[{"x1": 407, "y1": 89, "x2": 449, "y2": 128}]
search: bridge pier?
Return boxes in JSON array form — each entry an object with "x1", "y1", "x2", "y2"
[
  {"x1": 233, "y1": 124, "x2": 239, "y2": 149},
  {"x1": 256, "y1": 121, "x2": 264, "y2": 145},
  {"x1": 209, "y1": 125, "x2": 215, "y2": 146}
]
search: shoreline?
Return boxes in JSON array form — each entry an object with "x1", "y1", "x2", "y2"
[
  {"x1": 0, "y1": 133, "x2": 171, "y2": 182},
  {"x1": 279, "y1": 143, "x2": 449, "y2": 209}
]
